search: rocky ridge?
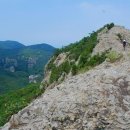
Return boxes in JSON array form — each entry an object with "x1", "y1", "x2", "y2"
[
  {"x1": 93, "y1": 25, "x2": 130, "y2": 54},
  {"x1": 1, "y1": 25, "x2": 130, "y2": 130}
]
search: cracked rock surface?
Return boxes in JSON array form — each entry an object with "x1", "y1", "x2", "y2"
[
  {"x1": 2, "y1": 58, "x2": 130, "y2": 130},
  {"x1": 1, "y1": 26, "x2": 130, "y2": 130}
]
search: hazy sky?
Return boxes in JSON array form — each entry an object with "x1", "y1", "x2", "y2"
[{"x1": 0, "y1": 0, "x2": 130, "y2": 47}]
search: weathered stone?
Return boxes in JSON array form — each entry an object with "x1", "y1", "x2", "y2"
[
  {"x1": 1, "y1": 26, "x2": 130, "y2": 130},
  {"x1": 92, "y1": 26, "x2": 130, "y2": 55},
  {"x1": 54, "y1": 53, "x2": 67, "y2": 67}
]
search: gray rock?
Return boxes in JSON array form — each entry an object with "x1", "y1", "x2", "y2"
[
  {"x1": 92, "y1": 25, "x2": 130, "y2": 55},
  {"x1": 2, "y1": 58, "x2": 130, "y2": 130},
  {"x1": 2, "y1": 26, "x2": 130, "y2": 130}
]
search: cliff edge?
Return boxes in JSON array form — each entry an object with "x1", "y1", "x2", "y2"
[{"x1": 1, "y1": 24, "x2": 130, "y2": 130}]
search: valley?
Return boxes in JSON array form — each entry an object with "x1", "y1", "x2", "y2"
[{"x1": 0, "y1": 41, "x2": 56, "y2": 94}]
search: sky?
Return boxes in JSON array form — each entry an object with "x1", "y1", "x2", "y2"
[{"x1": 0, "y1": 0, "x2": 130, "y2": 48}]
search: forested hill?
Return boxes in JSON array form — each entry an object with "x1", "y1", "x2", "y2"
[
  {"x1": 0, "y1": 41, "x2": 56, "y2": 94},
  {"x1": 0, "y1": 41, "x2": 25, "y2": 49}
]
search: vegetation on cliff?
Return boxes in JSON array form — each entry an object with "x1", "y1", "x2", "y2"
[
  {"x1": 47, "y1": 23, "x2": 114, "y2": 84},
  {"x1": 0, "y1": 23, "x2": 114, "y2": 127},
  {"x1": 0, "y1": 83, "x2": 45, "y2": 126}
]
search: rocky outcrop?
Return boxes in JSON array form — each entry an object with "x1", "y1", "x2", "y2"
[
  {"x1": 54, "y1": 53, "x2": 67, "y2": 67},
  {"x1": 41, "y1": 52, "x2": 69, "y2": 88},
  {"x1": 2, "y1": 25, "x2": 130, "y2": 130},
  {"x1": 2, "y1": 54, "x2": 130, "y2": 130},
  {"x1": 92, "y1": 26, "x2": 130, "y2": 55}
]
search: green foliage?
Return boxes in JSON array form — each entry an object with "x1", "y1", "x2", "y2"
[
  {"x1": 77, "y1": 32, "x2": 97, "y2": 68},
  {"x1": 0, "y1": 83, "x2": 44, "y2": 126},
  {"x1": 78, "y1": 51, "x2": 108, "y2": 73},
  {"x1": 72, "y1": 64, "x2": 78, "y2": 75},
  {"x1": 54, "y1": 48, "x2": 62, "y2": 56},
  {"x1": 86, "y1": 52, "x2": 107, "y2": 67},
  {"x1": 61, "y1": 61, "x2": 71, "y2": 74},
  {"x1": 106, "y1": 23, "x2": 114, "y2": 30},
  {"x1": 0, "y1": 43, "x2": 55, "y2": 94},
  {"x1": 46, "y1": 56, "x2": 56, "y2": 70},
  {"x1": 117, "y1": 33, "x2": 122, "y2": 41},
  {"x1": 47, "y1": 24, "x2": 114, "y2": 84},
  {"x1": 50, "y1": 65, "x2": 60, "y2": 83},
  {"x1": 106, "y1": 51, "x2": 123, "y2": 63},
  {"x1": 0, "y1": 70, "x2": 29, "y2": 94},
  {"x1": 50, "y1": 61, "x2": 71, "y2": 83}
]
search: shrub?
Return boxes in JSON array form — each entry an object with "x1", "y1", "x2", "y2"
[
  {"x1": 61, "y1": 61, "x2": 71, "y2": 74},
  {"x1": 49, "y1": 65, "x2": 60, "y2": 83},
  {"x1": 46, "y1": 57, "x2": 56, "y2": 70},
  {"x1": 106, "y1": 51, "x2": 123, "y2": 63},
  {"x1": 117, "y1": 33, "x2": 122, "y2": 41},
  {"x1": 0, "y1": 83, "x2": 44, "y2": 126},
  {"x1": 106, "y1": 23, "x2": 114, "y2": 30},
  {"x1": 49, "y1": 60, "x2": 71, "y2": 83},
  {"x1": 86, "y1": 53, "x2": 106, "y2": 67},
  {"x1": 72, "y1": 64, "x2": 78, "y2": 75}
]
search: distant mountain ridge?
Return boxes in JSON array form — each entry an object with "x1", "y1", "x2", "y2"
[
  {"x1": 0, "y1": 40, "x2": 25, "y2": 49},
  {"x1": 0, "y1": 41, "x2": 56, "y2": 94},
  {"x1": 0, "y1": 41, "x2": 55, "y2": 50},
  {"x1": 27, "y1": 43, "x2": 55, "y2": 51}
]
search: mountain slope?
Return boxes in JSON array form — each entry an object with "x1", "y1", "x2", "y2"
[
  {"x1": 0, "y1": 41, "x2": 25, "y2": 49},
  {"x1": 41, "y1": 24, "x2": 114, "y2": 87},
  {"x1": 27, "y1": 43, "x2": 55, "y2": 52},
  {"x1": 0, "y1": 42, "x2": 56, "y2": 94},
  {"x1": 2, "y1": 57, "x2": 130, "y2": 130},
  {"x1": 0, "y1": 70, "x2": 28, "y2": 94},
  {"x1": 2, "y1": 24, "x2": 130, "y2": 130},
  {"x1": 0, "y1": 83, "x2": 44, "y2": 126}
]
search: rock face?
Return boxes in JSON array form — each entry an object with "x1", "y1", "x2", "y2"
[
  {"x1": 2, "y1": 57, "x2": 130, "y2": 130},
  {"x1": 2, "y1": 26, "x2": 130, "y2": 130},
  {"x1": 54, "y1": 53, "x2": 67, "y2": 67},
  {"x1": 43, "y1": 53, "x2": 68, "y2": 84},
  {"x1": 92, "y1": 26, "x2": 130, "y2": 55}
]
